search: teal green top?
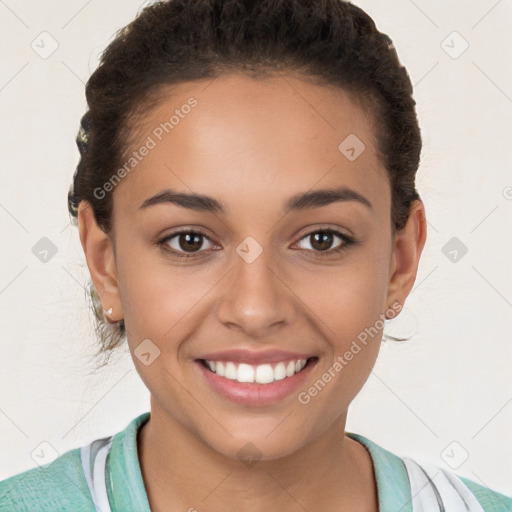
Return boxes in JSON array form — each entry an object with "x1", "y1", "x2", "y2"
[{"x1": 1, "y1": 411, "x2": 511, "y2": 511}]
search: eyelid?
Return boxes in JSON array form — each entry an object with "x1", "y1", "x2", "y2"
[{"x1": 294, "y1": 223, "x2": 353, "y2": 241}]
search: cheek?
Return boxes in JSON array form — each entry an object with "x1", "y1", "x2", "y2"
[
  {"x1": 115, "y1": 241, "x2": 218, "y2": 350},
  {"x1": 291, "y1": 244, "x2": 390, "y2": 401},
  {"x1": 293, "y1": 257, "x2": 387, "y2": 420},
  {"x1": 300, "y1": 272, "x2": 384, "y2": 400},
  {"x1": 297, "y1": 253, "x2": 389, "y2": 340}
]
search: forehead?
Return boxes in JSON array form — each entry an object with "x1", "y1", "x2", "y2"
[{"x1": 114, "y1": 72, "x2": 389, "y2": 218}]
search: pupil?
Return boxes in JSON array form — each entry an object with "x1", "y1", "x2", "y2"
[
  {"x1": 180, "y1": 233, "x2": 202, "y2": 252},
  {"x1": 312, "y1": 232, "x2": 332, "y2": 251}
]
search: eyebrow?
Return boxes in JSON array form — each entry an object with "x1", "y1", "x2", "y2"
[{"x1": 139, "y1": 186, "x2": 373, "y2": 213}]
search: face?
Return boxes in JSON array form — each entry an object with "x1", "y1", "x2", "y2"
[{"x1": 79, "y1": 72, "x2": 425, "y2": 461}]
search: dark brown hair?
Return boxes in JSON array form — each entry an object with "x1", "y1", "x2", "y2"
[{"x1": 67, "y1": 0, "x2": 422, "y2": 365}]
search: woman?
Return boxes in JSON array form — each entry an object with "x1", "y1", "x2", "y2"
[{"x1": 1, "y1": 0, "x2": 510, "y2": 510}]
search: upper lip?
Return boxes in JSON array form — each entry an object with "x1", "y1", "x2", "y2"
[{"x1": 197, "y1": 349, "x2": 315, "y2": 365}]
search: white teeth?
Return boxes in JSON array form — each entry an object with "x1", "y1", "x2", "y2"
[
  {"x1": 255, "y1": 364, "x2": 274, "y2": 384},
  {"x1": 204, "y1": 358, "x2": 309, "y2": 384},
  {"x1": 224, "y1": 362, "x2": 237, "y2": 380},
  {"x1": 274, "y1": 362, "x2": 286, "y2": 381},
  {"x1": 237, "y1": 363, "x2": 255, "y2": 383}
]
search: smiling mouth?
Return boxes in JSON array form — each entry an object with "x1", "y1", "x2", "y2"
[{"x1": 198, "y1": 357, "x2": 318, "y2": 385}]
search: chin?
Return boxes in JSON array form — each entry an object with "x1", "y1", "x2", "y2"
[{"x1": 204, "y1": 427, "x2": 310, "y2": 465}]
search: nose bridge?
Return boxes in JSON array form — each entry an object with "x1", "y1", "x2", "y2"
[{"x1": 217, "y1": 235, "x2": 291, "y2": 333}]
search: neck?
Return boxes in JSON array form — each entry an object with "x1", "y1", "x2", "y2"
[{"x1": 137, "y1": 398, "x2": 378, "y2": 512}]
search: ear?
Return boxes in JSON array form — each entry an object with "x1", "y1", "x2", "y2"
[
  {"x1": 77, "y1": 201, "x2": 123, "y2": 322},
  {"x1": 386, "y1": 199, "x2": 427, "y2": 316}
]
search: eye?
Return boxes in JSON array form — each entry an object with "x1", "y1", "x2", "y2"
[
  {"x1": 158, "y1": 229, "x2": 216, "y2": 258},
  {"x1": 295, "y1": 228, "x2": 355, "y2": 256},
  {"x1": 157, "y1": 227, "x2": 356, "y2": 260}
]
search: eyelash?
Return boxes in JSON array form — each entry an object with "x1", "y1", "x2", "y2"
[{"x1": 157, "y1": 228, "x2": 356, "y2": 259}]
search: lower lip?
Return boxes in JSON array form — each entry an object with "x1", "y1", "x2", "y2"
[{"x1": 195, "y1": 359, "x2": 317, "y2": 406}]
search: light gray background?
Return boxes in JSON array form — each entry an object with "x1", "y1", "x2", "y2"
[{"x1": 0, "y1": 0, "x2": 511, "y2": 496}]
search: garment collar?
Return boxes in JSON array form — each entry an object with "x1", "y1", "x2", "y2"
[
  {"x1": 107, "y1": 412, "x2": 413, "y2": 512},
  {"x1": 347, "y1": 431, "x2": 413, "y2": 512}
]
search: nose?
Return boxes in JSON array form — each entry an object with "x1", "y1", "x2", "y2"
[{"x1": 216, "y1": 244, "x2": 294, "y2": 337}]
